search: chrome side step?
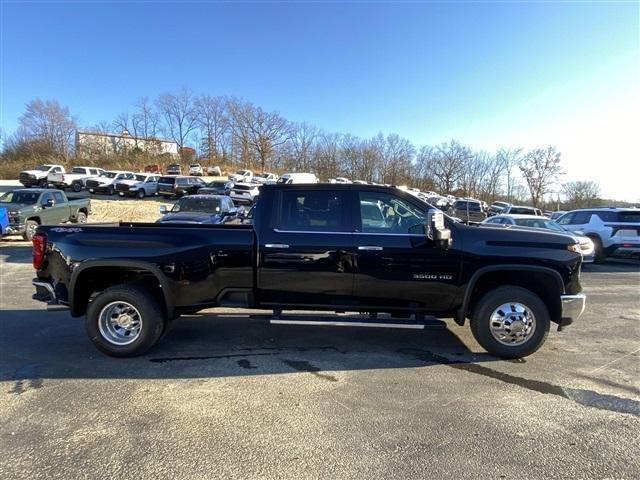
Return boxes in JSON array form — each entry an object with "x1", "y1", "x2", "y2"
[{"x1": 270, "y1": 319, "x2": 425, "y2": 329}]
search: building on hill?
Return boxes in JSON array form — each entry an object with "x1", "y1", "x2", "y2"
[{"x1": 75, "y1": 129, "x2": 179, "y2": 159}]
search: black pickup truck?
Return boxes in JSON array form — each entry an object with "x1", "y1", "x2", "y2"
[{"x1": 31, "y1": 184, "x2": 586, "y2": 358}]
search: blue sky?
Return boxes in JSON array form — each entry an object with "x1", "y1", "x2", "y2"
[{"x1": 1, "y1": 1, "x2": 638, "y2": 200}]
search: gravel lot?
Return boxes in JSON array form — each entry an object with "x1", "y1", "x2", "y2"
[{"x1": 0, "y1": 241, "x2": 638, "y2": 479}]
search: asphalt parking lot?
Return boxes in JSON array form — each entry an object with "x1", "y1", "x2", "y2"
[{"x1": 0, "y1": 242, "x2": 638, "y2": 479}]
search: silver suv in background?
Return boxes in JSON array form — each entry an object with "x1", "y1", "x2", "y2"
[{"x1": 556, "y1": 208, "x2": 640, "y2": 262}]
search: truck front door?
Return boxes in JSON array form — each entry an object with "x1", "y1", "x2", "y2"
[
  {"x1": 257, "y1": 188, "x2": 356, "y2": 308},
  {"x1": 352, "y1": 191, "x2": 460, "y2": 313}
]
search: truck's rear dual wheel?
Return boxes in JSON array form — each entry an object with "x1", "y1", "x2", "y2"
[
  {"x1": 470, "y1": 286, "x2": 550, "y2": 359},
  {"x1": 85, "y1": 285, "x2": 166, "y2": 357}
]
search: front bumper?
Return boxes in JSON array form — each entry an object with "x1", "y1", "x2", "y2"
[
  {"x1": 2, "y1": 223, "x2": 26, "y2": 235},
  {"x1": 560, "y1": 294, "x2": 586, "y2": 326}
]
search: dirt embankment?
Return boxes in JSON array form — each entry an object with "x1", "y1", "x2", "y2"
[{"x1": 90, "y1": 197, "x2": 173, "y2": 223}]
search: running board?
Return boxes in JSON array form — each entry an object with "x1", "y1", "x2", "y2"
[{"x1": 270, "y1": 319, "x2": 425, "y2": 329}]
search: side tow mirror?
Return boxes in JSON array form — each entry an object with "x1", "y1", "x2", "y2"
[
  {"x1": 159, "y1": 205, "x2": 167, "y2": 214},
  {"x1": 427, "y1": 209, "x2": 452, "y2": 249}
]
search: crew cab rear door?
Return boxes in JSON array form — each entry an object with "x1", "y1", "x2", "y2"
[
  {"x1": 352, "y1": 191, "x2": 460, "y2": 312},
  {"x1": 257, "y1": 188, "x2": 356, "y2": 307}
]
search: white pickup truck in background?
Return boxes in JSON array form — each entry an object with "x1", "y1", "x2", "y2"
[
  {"x1": 229, "y1": 169, "x2": 253, "y2": 183},
  {"x1": 19, "y1": 164, "x2": 65, "y2": 188},
  {"x1": 48, "y1": 166, "x2": 105, "y2": 192}
]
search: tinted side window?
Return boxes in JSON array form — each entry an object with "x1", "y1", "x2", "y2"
[
  {"x1": 278, "y1": 190, "x2": 349, "y2": 232},
  {"x1": 358, "y1": 192, "x2": 426, "y2": 234},
  {"x1": 571, "y1": 211, "x2": 593, "y2": 224},
  {"x1": 556, "y1": 213, "x2": 573, "y2": 225},
  {"x1": 41, "y1": 192, "x2": 54, "y2": 204},
  {"x1": 595, "y1": 211, "x2": 618, "y2": 222},
  {"x1": 52, "y1": 191, "x2": 65, "y2": 203}
]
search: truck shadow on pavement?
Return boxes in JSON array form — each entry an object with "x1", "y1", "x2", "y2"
[
  {"x1": 1, "y1": 309, "x2": 638, "y2": 417},
  {"x1": 0, "y1": 242, "x2": 32, "y2": 264}
]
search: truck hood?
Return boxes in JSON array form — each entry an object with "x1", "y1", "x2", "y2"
[
  {"x1": 476, "y1": 223, "x2": 577, "y2": 246},
  {"x1": 156, "y1": 212, "x2": 223, "y2": 224},
  {"x1": 0, "y1": 203, "x2": 32, "y2": 214},
  {"x1": 21, "y1": 170, "x2": 47, "y2": 176},
  {"x1": 86, "y1": 176, "x2": 115, "y2": 184}
]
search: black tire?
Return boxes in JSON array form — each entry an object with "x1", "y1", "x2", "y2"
[
  {"x1": 39, "y1": 179, "x2": 48, "y2": 188},
  {"x1": 106, "y1": 185, "x2": 115, "y2": 196},
  {"x1": 72, "y1": 182, "x2": 83, "y2": 193},
  {"x1": 23, "y1": 219, "x2": 39, "y2": 241},
  {"x1": 470, "y1": 286, "x2": 550, "y2": 359},
  {"x1": 85, "y1": 284, "x2": 166, "y2": 357},
  {"x1": 74, "y1": 212, "x2": 87, "y2": 224},
  {"x1": 136, "y1": 189, "x2": 145, "y2": 199},
  {"x1": 589, "y1": 236, "x2": 606, "y2": 264}
]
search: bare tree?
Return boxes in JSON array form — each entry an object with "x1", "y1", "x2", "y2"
[
  {"x1": 226, "y1": 97, "x2": 254, "y2": 168},
  {"x1": 17, "y1": 98, "x2": 77, "y2": 158},
  {"x1": 478, "y1": 152, "x2": 507, "y2": 202},
  {"x1": 562, "y1": 181, "x2": 601, "y2": 209},
  {"x1": 195, "y1": 95, "x2": 229, "y2": 162},
  {"x1": 425, "y1": 140, "x2": 473, "y2": 194},
  {"x1": 156, "y1": 87, "x2": 198, "y2": 155},
  {"x1": 378, "y1": 133, "x2": 415, "y2": 185},
  {"x1": 495, "y1": 148, "x2": 522, "y2": 202},
  {"x1": 289, "y1": 122, "x2": 319, "y2": 172},
  {"x1": 132, "y1": 96, "x2": 160, "y2": 140},
  {"x1": 233, "y1": 103, "x2": 291, "y2": 172},
  {"x1": 519, "y1": 146, "x2": 563, "y2": 208}
]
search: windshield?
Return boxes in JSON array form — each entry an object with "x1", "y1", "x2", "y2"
[
  {"x1": 100, "y1": 172, "x2": 118, "y2": 179},
  {"x1": 135, "y1": 175, "x2": 147, "y2": 181},
  {"x1": 35, "y1": 165, "x2": 52, "y2": 171},
  {"x1": 277, "y1": 177, "x2": 291, "y2": 184},
  {"x1": 236, "y1": 170, "x2": 249, "y2": 175},
  {"x1": 0, "y1": 191, "x2": 40, "y2": 205},
  {"x1": 190, "y1": 164, "x2": 200, "y2": 168},
  {"x1": 172, "y1": 197, "x2": 221, "y2": 213}
]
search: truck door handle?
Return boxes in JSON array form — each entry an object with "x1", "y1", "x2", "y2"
[
  {"x1": 265, "y1": 244, "x2": 289, "y2": 249},
  {"x1": 358, "y1": 245, "x2": 383, "y2": 251}
]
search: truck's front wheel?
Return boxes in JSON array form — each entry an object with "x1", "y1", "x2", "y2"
[
  {"x1": 85, "y1": 285, "x2": 166, "y2": 357},
  {"x1": 470, "y1": 286, "x2": 550, "y2": 359},
  {"x1": 24, "y1": 220, "x2": 39, "y2": 241}
]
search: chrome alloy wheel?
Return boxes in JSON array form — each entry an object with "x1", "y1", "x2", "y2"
[
  {"x1": 489, "y1": 302, "x2": 536, "y2": 346},
  {"x1": 98, "y1": 301, "x2": 143, "y2": 345}
]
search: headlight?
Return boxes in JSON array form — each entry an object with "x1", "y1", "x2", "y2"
[
  {"x1": 567, "y1": 243, "x2": 581, "y2": 253},
  {"x1": 9, "y1": 210, "x2": 20, "y2": 216}
]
